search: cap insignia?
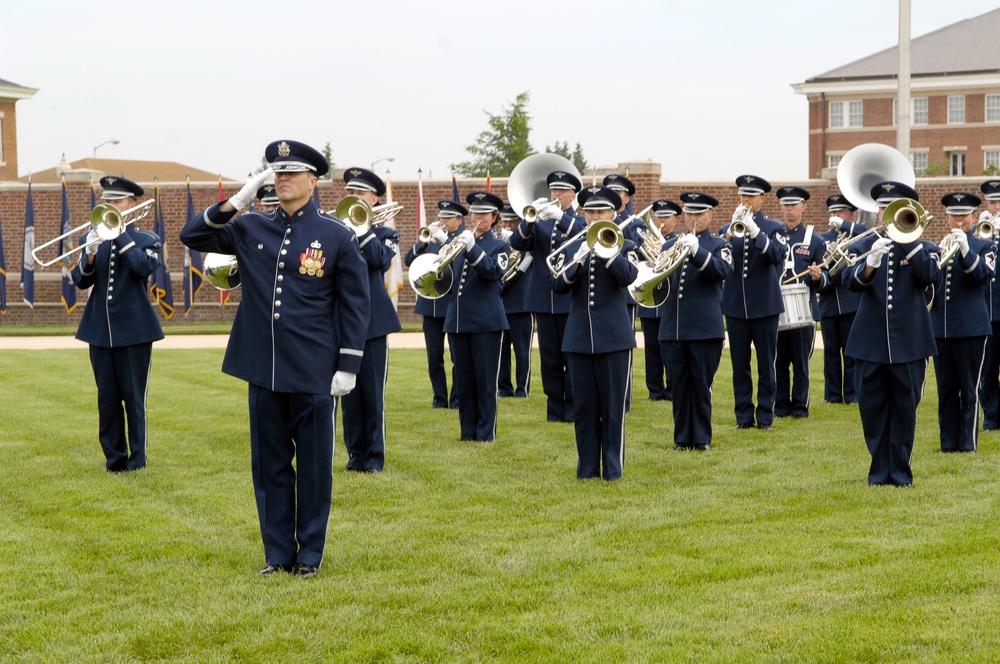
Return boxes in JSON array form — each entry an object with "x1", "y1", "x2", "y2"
[
  {"x1": 881, "y1": 183, "x2": 896, "y2": 192},
  {"x1": 743, "y1": 176, "x2": 755, "y2": 184},
  {"x1": 690, "y1": 193, "x2": 700, "y2": 200},
  {"x1": 554, "y1": 172, "x2": 565, "y2": 178},
  {"x1": 475, "y1": 193, "x2": 486, "y2": 200},
  {"x1": 954, "y1": 194, "x2": 965, "y2": 202},
  {"x1": 277, "y1": 141, "x2": 291, "y2": 157},
  {"x1": 350, "y1": 169, "x2": 362, "y2": 177},
  {"x1": 990, "y1": 181, "x2": 1000, "y2": 188},
  {"x1": 106, "y1": 177, "x2": 117, "y2": 186},
  {"x1": 588, "y1": 187, "x2": 601, "y2": 195}
]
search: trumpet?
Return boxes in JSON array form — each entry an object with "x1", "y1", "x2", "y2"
[
  {"x1": 546, "y1": 221, "x2": 624, "y2": 279},
  {"x1": 628, "y1": 236, "x2": 692, "y2": 308},
  {"x1": 523, "y1": 198, "x2": 561, "y2": 223},
  {"x1": 32, "y1": 199, "x2": 155, "y2": 268},
  {"x1": 727, "y1": 204, "x2": 754, "y2": 239},
  {"x1": 938, "y1": 231, "x2": 964, "y2": 267},
  {"x1": 976, "y1": 215, "x2": 996, "y2": 240},
  {"x1": 418, "y1": 222, "x2": 445, "y2": 244}
]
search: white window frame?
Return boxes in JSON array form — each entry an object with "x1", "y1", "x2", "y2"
[
  {"x1": 829, "y1": 101, "x2": 844, "y2": 128},
  {"x1": 985, "y1": 150, "x2": 1000, "y2": 171},
  {"x1": 893, "y1": 97, "x2": 928, "y2": 126},
  {"x1": 828, "y1": 154, "x2": 843, "y2": 168},
  {"x1": 848, "y1": 100, "x2": 863, "y2": 127},
  {"x1": 986, "y1": 94, "x2": 1000, "y2": 123},
  {"x1": 911, "y1": 152, "x2": 928, "y2": 176},
  {"x1": 948, "y1": 95, "x2": 966, "y2": 124},
  {"x1": 949, "y1": 151, "x2": 966, "y2": 176}
]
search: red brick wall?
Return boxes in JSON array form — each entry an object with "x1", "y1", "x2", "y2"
[{"x1": 0, "y1": 172, "x2": 991, "y2": 327}]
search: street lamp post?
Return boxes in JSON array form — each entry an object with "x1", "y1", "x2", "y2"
[
  {"x1": 371, "y1": 157, "x2": 395, "y2": 172},
  {"x1": 93, "y1": 139, "x2": 121, "y2": 158}
]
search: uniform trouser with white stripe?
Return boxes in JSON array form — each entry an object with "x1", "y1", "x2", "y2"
[
  {"x1": 451, "y1": 331, "x2": 503, "y2": 441},
  {"x1": 499, "y1": 312, "x2": 533, "y2": 397},
  {"x1": 775, "y1": 324, "x2": 815, "y2": 417},
  {"x1": 726, "y1": 315, "x2": 779, "y2": 426},
  {"x1": 661, "y1": 340, "x2": 723, "y2": 448},
  {"x1": 422, "y1": 316, "x2": 457, "y2": 408},
  {"x1": 536, "y1": 313, "x2": 573, "y2": 421},
  {"x1": 855, "y1": 359, "x2": 926, "y2": 485},
  {"x1": 248, "y1": 385, "x2": 334, "y2": 567},
  {"x1": 641, "y1": 316, "x2": 670, "y2": 399},
  {"x1": 978, "y1": 321, "x2": 1000, "y2": 429},
  {"x1": 89, "y1": 342, "x2": 152, "y2": 471},
  {"x1": 820, "y1": 313, "x2": 858, "y2": 403},
  {"x1": 567, "y1": 350, "x2": 630, "y2": 480},
  {"x1": 342, "y1": 335, "x2": 388, "y2": 471},
  {"x1": 934, "y1": 336, "x2": 987, "y2": 452}
]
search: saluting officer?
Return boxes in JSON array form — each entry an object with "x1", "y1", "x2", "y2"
[
  {"x1": 180, "y1": 140, "x2": 370, "y2": 577},
  {"x1": 843, "y1": 181, "x2": 939, "y2": 487},
  {"x1": 978, "y1": 180, "x2": 1000, "y2": 429},
  {"x1": 553, "y1": 186, "x2": 638, "y2": 480},
  {"x1": 498, "y1": 203, "x2": 534, "y2": 398},
  {"x1": 405, "y1": 201, "x2": 466, "y2": 409},
  {"x1": 931, "y1": 192, "x2": 996, "y2": 453},
  {"x1": 720, "y1": 175, "x2": 788, "y2": 430},
  {"x1": 640, "y1": 199, "x2": 681, "y2": 400},
  {"x1": 340, "y1": 168, "x2": 402, "y2": 473},
  {"x1": 446, "y1": 191, "x2": 510, "y2": 442},
  {"x1": 72, "y1": 175, "x2": 164, "y2": 473},
  {"x1": 510, "y1": 170, "x2": 585, "y2": 422},
  {"x1": 815, "y1": 195, "x2": 863, "y2": 404},
  {"x1": 774, "y1": 186, "x2": 828, "y2": 419},
  {"x1": 256, "y1": 184, "x2": 279, "y2": 212},
  {"x1": 659, "y1": 193, "x2": 733, "y2": 450}
]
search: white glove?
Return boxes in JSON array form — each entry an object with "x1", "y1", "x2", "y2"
[
  {"x1": 980, "y1": 210, "x2": 993, "y2": 225},
  {"x1": 84, "y1": 229, "x2": 100, "y2": 256},
  {"x1": 538, "y1": 204, "x2": 563, "y2": 221},
  {"x1": 500, "y1": 228, "x2": 513, "y2": 242},
  {"x1": 330, "y1": 371, "x2": 357, "y2": 397},
  {"x1": 530, "y1": 197, "x2": 549, "y2": 209},
  {"x1": 679, "y1": 234, "x2": 699, "y2": 254},
  {"x1": 951, "y1": 228, "x2": 970, "y2": 256},
  {"x1": 431, "y1": 227, "x2": 447, "y2": 244},
  {"x1": 828, "y1": 217, "x2": 844, "y2": 231},
  {"x1": 516, "y1": 252, "x2": 534, "y2": 273},
  {"x1": 458, "y1": 230, "x2": 475, "y2": 250},
  {"x1": 743, "y1": 217, "x2": 760, "y2": 238},
  {"x1": 866, "y1": 237, "x2": 893, "y2": 268},
  {"x1": 230, "y1": 168, "x2": 273, "y2": 211},
  {"x1": 572, "y1": 242, "x2": 590, "y2": 264}
]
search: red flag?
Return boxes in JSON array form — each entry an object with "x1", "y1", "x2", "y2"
[
  {"x1": 218, "y1": 175, "x2": 225, "y2": 203},
  {"x1": 486, "y1": 171, "x2": 492, "y2": 193}
]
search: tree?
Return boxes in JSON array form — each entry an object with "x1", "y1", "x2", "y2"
[
  {"x1": 545, "y1": 141, "x2": 589, "y2": 174},
  {"x1": 451, "y1": 91, "x2": 534, "y2": 177},
  {"x1": 321, "y1": 142, "x2": 335, "y2": 180}
]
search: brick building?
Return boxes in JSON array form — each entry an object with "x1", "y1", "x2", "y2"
[
  {"x1": 1, "y1": 160, "x2": 986, "y2": 327},
  {"x1": 792, "y1": 7, "x2": 1000, "y2": 179},
  {"x1": 0, "y1": 77, "x2": 38, "y2": 182}
]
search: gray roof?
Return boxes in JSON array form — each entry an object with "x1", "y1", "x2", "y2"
[
  {"x1": 806, "y1": 7, "x2": 1000, "y2": 81},
  {"x1": 0, "y1": 77, "x2": 31, "y2": 89}
]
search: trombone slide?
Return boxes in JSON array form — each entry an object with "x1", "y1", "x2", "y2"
[{"x1": 32, "y1": 199, "x2": 155, "y2": 268}]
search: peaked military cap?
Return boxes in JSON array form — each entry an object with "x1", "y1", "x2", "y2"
[
  {"x1": 465, "y1": 191, "x2": 504, "y2": 213},
  {"x1": 735, "y1": 174, "x2": 771, "y2": 196},
  {"x1": 343, "y1": 166, "x2": 387, "y2": 197},
  {"x1": 265, "y1": 140, "x2": 329, "y2": 177},
  {"x1": 652, "y1": 199, "x2": 682, "y2": 217},
  {"x1": 826, "y1": 194, "x2": 857, "y2": 212},
  {"x1": 776, "y1": 186, "x2": 810, "y2": 205},
  {"x1": 99, "y1": 175, "x2": 144, "y2": 200},
  {"x1": 500, "y1": 203, "x2": 519, "y2": 222},
  {"x1": 437, "y1": 200, "x2": 468, "y2": 218},
  {"x1": 679, "y1": 191, "x2": 719, "y2": 214},
  {"x1": 603, "y1": 174, "x2": 636, "y2": 197},
  {"x1": 577, "y1": 186, "x2": 622, "y2": 211},
  {"x1": 941, "y1": 192, "x2": 981, "y2": 216},
  {"x1": 980, "y1": 180, "x2": 1000, "y2": 201},
  {"x1": 256, "y1": 184, "x2": 279, "y2": 206},
  {"x1": 870, "y1": 181, "x2": 919, "y2": 207},
  {"x1": 546, "y1": 170, "x2": 583, "y2": 192}
]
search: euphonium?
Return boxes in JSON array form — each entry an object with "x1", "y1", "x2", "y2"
[
  {"x1": 636, "y1": 210, "x2": 666, "y2": 264},
  {"x1": 204, "y1": 252, "x2": 241, "y2": 291},
  {"x1": 408, "y1": 236, "x2": 468, "y2": 299},
  {"x1": 628, "y1": 236, "x2": 692, "y2": 308}
]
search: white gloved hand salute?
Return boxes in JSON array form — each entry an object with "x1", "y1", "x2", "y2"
[
  {"x1": 679, "y1": 234, "x2": 699, "y2": 253},
  {"x1": 458, "y1": 230, "x2": 475, "y2": 251},
  {"x1": 951, "y1": 228, "x2": 970, "y2": 256},
  {"x1": 866, "y1": 237, "x2": 893, "y2": 269},
  {"x1": 330, "y1": 371, "x2": 357, "y2": 397},
  {"x1": 230, "y1": 168, "x2": 274, "y2": 211}
]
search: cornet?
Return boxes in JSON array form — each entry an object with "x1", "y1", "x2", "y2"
[
  {"x1": 418, "y1": 222, "x2": 445, "y2": 243},
  {"x1": 727, "y1": 204, "x2": 754, "y2": 239},
  {"x1": 976, "y1": 212, "x2": 997, "y2": 240}
]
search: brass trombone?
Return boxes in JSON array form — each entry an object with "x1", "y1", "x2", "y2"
[
  {"x1": 546, "y1": 221, "x2": 624, "y2": 279},
  {"x1": 334, "y1": 196, "x2": 404, "y2": 236},
  {"x1": 32, "y1": 199, "x2": 155, "y2": 268}
]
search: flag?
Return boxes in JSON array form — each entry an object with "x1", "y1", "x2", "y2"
[
  {"x1": 383, "y1": 175, "x2": 403, "y2": 310},
  {"x1": 218, "y1": 176, "x2": 225, "y2": 202},
  {"x1": 624, "y1": 168, "x2": 633, "y2": 215},
  {"x1": 90, "y1": 179, "x2": 97, "y2": 209},
  {"x1": 182, "y1": 182, "x2": 203, "y2": 315},
  {"x1": 149, "y1": 185, "x2": 175, "y2": 318},
  {"x1": 58, "y1": 180, "x2": 77, "y2": 313},
  {"x1": 452, "y1": 174, "x2": 460, "y2": 204},
  {"x1": 21, "y1": 183, "x2": 35, "y2": 309},
  {"x1": 0, "y1": 213, "x2": 7, "y2": 314},
  {"x1": 486, "y1": 170, "x2": 492, "y2": 193},
  {"x1": 416, "y1": 176, "x2": 427, "y2": 229}
]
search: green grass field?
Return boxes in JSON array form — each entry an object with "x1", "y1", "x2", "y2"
[{"x1": 2, "y1": 346, "x2": 1000, "y2": 662}]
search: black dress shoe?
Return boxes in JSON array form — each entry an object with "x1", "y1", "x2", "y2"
[
  {"x1": 693, "y1": 444, "x2": 710, "y2": 451},
  {"x1": 364, "y1": 467, "x2": 382, "y2": 474},
  {"x1": 293, "y1": 564, "x2": 318, "y2": 578},
  {"x1": 757, "y1": 423, "x2": 773, "y2": 430},
  {"x1": 672, "y1": 444, "x2": 688, "y2": 451},
  {"x1": 734, "y1": 422, "x2": 755, "y2": 429},
  {"x1": 259, "y1": 564, "x2": 293, "y2": 576}
]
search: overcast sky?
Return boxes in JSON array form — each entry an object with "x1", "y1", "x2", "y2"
[{"x1": 3, "y1": 0, "x2": 998, "y2": 183}]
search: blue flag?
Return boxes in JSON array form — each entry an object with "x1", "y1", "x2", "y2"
[
  {"x1": 149, "y1": 186, "x2": 175, "y2": 319},
  {"x1": 182, "y1": 183, "x2": 203, "y2": 315},
  {"x1": 58, "y1": 181, "x2": 77, "y2": 313},
  {"x1": 0, "y1": 213, "x2": 7, "y2": 314},
  {"x1": 21, "y1": 184, "x2": 35, "y2": 309}
]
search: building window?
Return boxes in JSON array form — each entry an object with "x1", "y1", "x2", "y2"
[
  {"x1": 985, "y1": 150, "x2": 1000, "y2": 171},
  {"x1": 893, "y1": 97, "x2": 928, "y2": 125},
  {"x1": 829, "y1": 100, "x2": 863, "y2": 128},
  {"x1": 911, "y1": 153, "x2": 928, "y2": 176},
  {"x1": 987, "y1": 94, "x2": 1000, "y2": 123},
  {"x1": 948, "y1": 96, "x2": 966, "y2": 124},
  {"x1": 828, "y1": 155, "x2": 842, "y2": 169},
  {"x1": 949, "y1": 152, "x2": 966, "y2": 176}
]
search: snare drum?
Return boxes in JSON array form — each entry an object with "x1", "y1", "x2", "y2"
[{"x1": 777, "y1": 283, "x2": 814, "y2": 331}]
